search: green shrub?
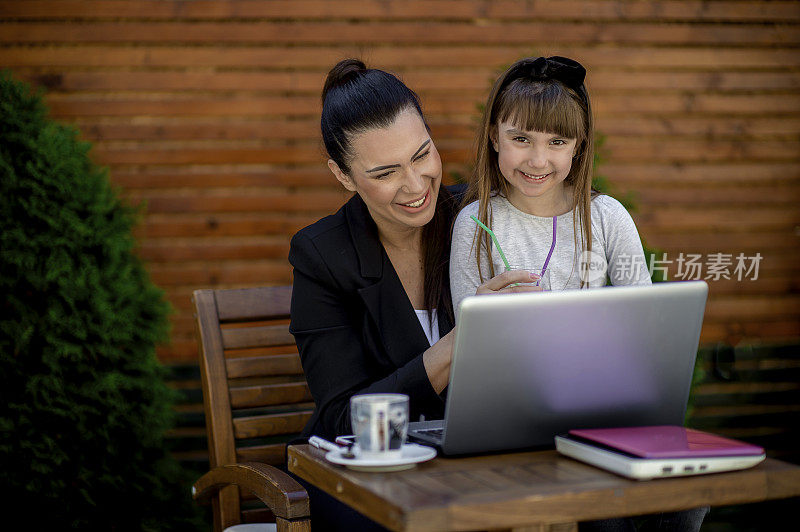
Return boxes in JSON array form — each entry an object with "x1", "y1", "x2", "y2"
[{"x1": 0, "y1": 70, "x2": 201, "y2": 530}]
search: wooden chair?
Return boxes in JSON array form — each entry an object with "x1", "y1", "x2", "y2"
[{"x1": 191, "y1": 286, "x2": 312, "y2": 532}]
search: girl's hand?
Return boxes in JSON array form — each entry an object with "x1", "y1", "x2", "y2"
[{"x1": 475, "y1": 269, "x2": 543, "y2": 295}]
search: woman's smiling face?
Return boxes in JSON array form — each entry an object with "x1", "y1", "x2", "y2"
[{"x1": 330, "y1": 108, "x2": 442, "y2": 235}]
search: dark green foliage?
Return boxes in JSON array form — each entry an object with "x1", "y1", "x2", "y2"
[{"x1": 0, "y1": 70, "x2": 201, "y2": 530}]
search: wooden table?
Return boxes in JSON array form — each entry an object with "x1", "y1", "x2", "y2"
[{"x1": 288, "y1": 444, "x2": 800, "y2": 531}]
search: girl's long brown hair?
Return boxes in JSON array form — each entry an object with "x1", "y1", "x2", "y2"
[{"x1": 463, "y1": 58, "x2": 596, "y2": 286}]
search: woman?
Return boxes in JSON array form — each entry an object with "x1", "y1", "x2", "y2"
[
  {"x1": 289, "y1": 58, "x2": 537, "y2": 531},
  {"x1": 289, "y1": 59, "x2": 535, "y2": 441}
]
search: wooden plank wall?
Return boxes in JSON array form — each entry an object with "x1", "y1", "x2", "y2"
[{"x1": 1, "y1": 1, "x2": 799, "y2": 363}]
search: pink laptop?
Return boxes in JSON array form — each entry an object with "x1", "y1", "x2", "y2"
[
  {"x1": 568, "y1": 426, "x2": 764, "y2": 458},
  {"x1": 556, "y1": 426, "x2": 766, "y2": 480}
]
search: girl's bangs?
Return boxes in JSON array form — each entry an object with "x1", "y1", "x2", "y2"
[{"x1": 497, "y1": 80, "x2": 585, "y2": 140}]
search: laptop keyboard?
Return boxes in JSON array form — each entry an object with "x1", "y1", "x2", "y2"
[{"x1": 417, "y1": 427, "x2": 444, "y2": 437}]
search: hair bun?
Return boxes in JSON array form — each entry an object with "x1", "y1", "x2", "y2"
[{"x1": 322, "y1": 58, "x2": 367, "y2": 103}]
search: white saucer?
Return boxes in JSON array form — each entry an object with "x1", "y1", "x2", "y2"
[{"x1": 325, "y1": 443, "x2": 437, "y2": 472}]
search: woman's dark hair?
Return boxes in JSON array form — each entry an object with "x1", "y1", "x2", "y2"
[
  {"x1": 321, "y1": 58, "x2": 426, "y2": 174},
  {"x1": 321, "y1": 58, "x2": 456, "y2": 324}
]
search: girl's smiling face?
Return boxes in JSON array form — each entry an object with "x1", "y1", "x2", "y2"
[{"x1": 493, "y1": 120, "x2": 578, "y2": 215}]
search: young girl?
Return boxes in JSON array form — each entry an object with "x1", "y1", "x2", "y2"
[
  {"x1": 449, "y1": 56, "x2": 708, "y2": 532},
  {"x1": 450, "y1": 56, "x2": 651, "y2": 315}
]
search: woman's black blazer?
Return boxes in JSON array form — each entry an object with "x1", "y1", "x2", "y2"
[{"x1": 289, "y1": 188, "x2": 462, "y2": 440}]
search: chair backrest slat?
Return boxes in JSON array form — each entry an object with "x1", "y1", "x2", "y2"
[
  {"x1": 236, "y1": 444, "x2": 287, "y2": 464},
  {"x1": 221, "y1": 325, "x2": 296, "y2": 350},
  {"x1": 215, "y1": 286, "x2": 292, "y2": 322},
  {"x1": 233, "y1": 412, "x2": 313, "y2": 439},
  {"x1": 229, "y1": 382, "x2": 313, "y2": 409},
  {"x1": 226, "y1": 354, "x2": 303, "y2": 379}
]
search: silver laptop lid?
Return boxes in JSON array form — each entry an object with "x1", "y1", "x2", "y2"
[{"x1": 441, "y1": 281, "x2": 708, "y2": 455}]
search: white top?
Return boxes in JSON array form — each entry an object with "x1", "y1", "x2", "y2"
[
  {"x1": 450, "y1": 194, "x2": 652, "y2": 318},
  {"x1": 414, "y1": 309, "x2": 440, "y2": 346}
]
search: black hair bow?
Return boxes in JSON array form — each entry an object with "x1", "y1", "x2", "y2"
[{"x1": 504, "y1": 56, "x2": 586, "y2": 93}]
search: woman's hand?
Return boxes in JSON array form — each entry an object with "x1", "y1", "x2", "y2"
[
  {"x1": 425, "y1": 271, "x2": 540, "y2": 392},
  {"x1": 475, "y1": 269, "x2": 543, "y2": 295},
  {"x1": 423, "y1": 328, "x2": 456, "y2": 394}
]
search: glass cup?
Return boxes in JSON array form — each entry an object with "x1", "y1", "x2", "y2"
[
  {"x1": 507, "y1": 265, "x2": 551, "y2": 291},
  {"x1": 350, "y1": 393, "x2": 409, "y2": 459}
]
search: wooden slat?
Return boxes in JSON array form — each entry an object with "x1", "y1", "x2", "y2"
[
  {"x1": 44, "y1": 93, "x2": 800, "y2": 118},
  {"x1": 149, "y1": 261, "x2": 293, "y2": 286},
  {"x1": 229, "y1": 382, "x2": 312, "y2": 409},
  {"x1": 84, "y1": 210, "x2": 700, "y2": 239},
  {"x1": 111, "y1": 169, "x2": 334, "y2": 189},
  {"x1": 222, "y1": 325, "x2": 295, "y2": 350},
  {"x1": 83, "y1": 121, "x2": 323, "y2": 142},
  {"x1": 14, "y1": 69, "x2": 800, "y2": 93},
  {"x1": 236, "y1": 443, "x2": 287, "y2": 467},
  {"x1": 139, "y1": 240, "x2": 290, "y2": 262},
  {"x1": 706, "y1": 296, "x2": 800, "y2": 321},
  {"x1": 92, "y1": 147, "x2": 324, "y2": 165},
  {"x1": 633, "y1": 185, "x2": 800, "y2": 205},
  {"x1": 137, "y1": 236, "x2": 785, "y2": 262},
  {"x1": 636, "y1": 207, "x2": 800, "y2": 231},
  {"x1": 2, "y1": 1, "x2": 798, "y2": 22},
  {"x1": 213, "y1": 286, "x2": 292, "y2": 323},
  {"x1": 3, "y1": 46, "x2": 800, "y2": 69},
  {"x1": 66, "y1": 116, "x2": 800, "y2": 142},
  {"x1": 137, "y1": 214, "x2": 317, "y2": 239},
  {"x1": 642, "y1": 232, "x2": 800, "y2": 251},
  {"x1": 595, "y1": 116, "x2": 800, "y2": 138},
  {"x1": 233, "y1": 411, "x2": 312, "y2": 439},
  {"x1": 226, "y1": 355, "x2": 304, "y2": 380},
  {"x1": 128, "y1": 192, "x2": 347, "y2": 214},
  {"x1": 600, "y1": 140, "x2": 800, "y2": 163},
  {"x1": 651, "y1": 315, "x2": 791, "y2": 346},
  {"x1": 92, "y1": 140, "x2": 800, "y2": 167},
  {"x1": 688, "y1": 319, "x2": 797, "y2": 347},
  {"x1": 110, "y1": 162, "x2": 800, "y2": 191},
  {"x1": 696, "y1": 277, "x2": 800, "y2": 296},
  {"x1": 94, "y1": 136, "x2": 800, "y2": 159},
  {"x1": 127, "y1": 186, "x2": 799, "y2": 218},
  {"x1": 1, "y1": 22, "x2": 796, "y2": 45},
  {"x1": 129, "y1": 209, "x2": 792, "y2": 240},
  {"x1": 602, "y1": 163, "x2": 800, "y2": 185},
  {"x1": 46, "y1": 97, "x2": 322, "y2": 117},
  {"x1": 77, "y1": 114, "x2": 800, "y2": 145}
]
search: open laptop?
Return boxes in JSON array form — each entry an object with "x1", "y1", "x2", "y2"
[{"x1": 408, "y1": 281, "x2": 708, "y2": 455}]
